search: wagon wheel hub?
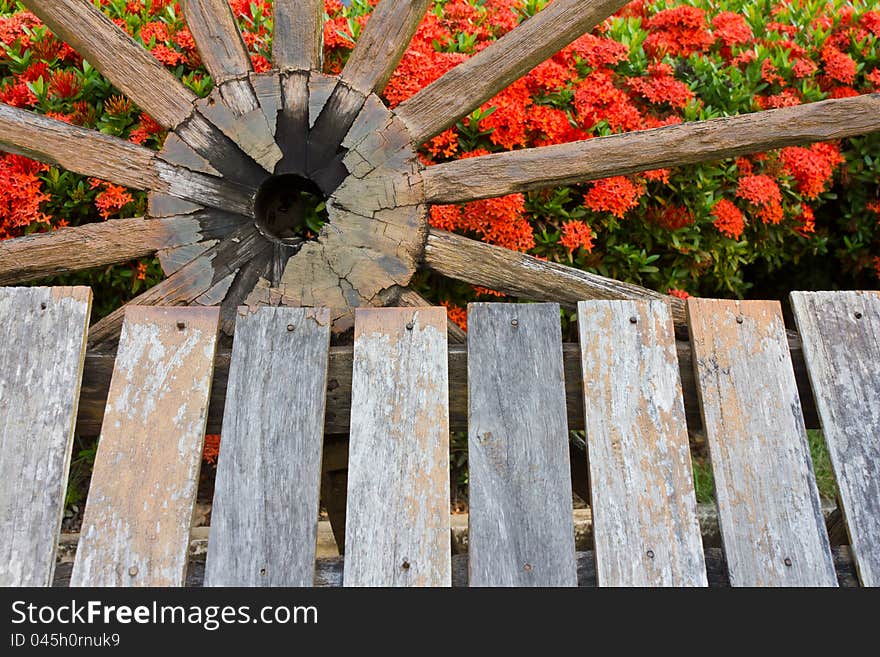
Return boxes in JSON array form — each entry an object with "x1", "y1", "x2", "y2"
[{"x1": 149, "y1": 71, "x2": 426, "y2": 334}]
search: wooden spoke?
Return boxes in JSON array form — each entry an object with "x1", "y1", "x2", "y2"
[
  {"x1": 22, "y1": 0, "x2": 196, "y2": 128},
  {"x1": 179, "y1": 0, "x2": 252, "y2": 84},
  {"x1": 1, "y1": 216, "x2": 192, "y2": 285},
  {"x1": 341, "y1": 0, "x2": 432, "y2": 95},
  {"x1": 0, "y1": 104, "x2": 161, "y2": 190},
  {"x1": 273, "y1": 0, "x2": 324, "y2": 71},
  {"x1": 87, "y1": 227, "x2": 271, "y2": 348},
  {"x1": 423, "y1": 228, "x2": 686, "y2": 324},
  {"x1": 422, "y1": 94, "x2": 880, "y2": 203},
  {"x1": 395, "y1": 0, "x2": 629, "y2": 143}
]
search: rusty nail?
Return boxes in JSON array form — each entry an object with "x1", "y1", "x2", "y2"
[
  {"x1": 405, "y1": 321, "x2": 414, "y2": 331},
  {"x1": 736, "y1": 316, "x2": 744, "y2": 324},
  {"x1": 40, "y1": 302, "x2": 47, "y2": 310},
  {"x1": 287, "y1": 323, "x2": 295, "y2": 331},
  {"x1": 854, "y1": 312, "x2": 863, "y2": 320},
  {"x1": 511, "y1": 319, "x2": 519, "y2": 327},
  {"x1": 629, "y1": 316, "x2": 638, "y2": 324},
  {"x1": 128, "y1": 566, "x2": 138, "y2": 577},
  {"x1": 176, "y1": 321, "x2": 186, "y2": 330},
  {"x1": 523, "y1": 563, "x2": 532, "y2": 572},
  {"x1": 401, "y1": 560, "x2": 410, "y2": 570},
  {"x1": 260, "y1": 568, "x2": 267, "y2": 576},
  {"x1": 647, "y1": 550, "x2": 655, "y2": 559},
  {"x1": 784, "y1": 557, "x2": 792, "y2": 567}
]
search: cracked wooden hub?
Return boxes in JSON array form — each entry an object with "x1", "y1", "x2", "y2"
[{"x1": 149, "y1": 71, "x2": 427, "y2": 335}]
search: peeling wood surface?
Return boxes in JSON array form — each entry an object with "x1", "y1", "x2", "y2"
[
  {"x1": 205, "y1": 308, "x2": 330, "y2": 586},
  {"x1": 22, "y1": 0, "x2": 195, "y2": 128},
  {"x1": 578, "y1": 300, "x2": 706, "y2": 586},
  {"x1": 425, "y1": 228, "x2": 686, "y2": 324},
  {"x1": 0, "y1": 105, "x2": 161, "y2": 190},
  {"x1": 790, "y1": 291, "x2": 880, "y2": 587},
  {"x1": 272, "y1": 0, "x2": 323, "y2": 71},
  {"x1": 87, "y1": 226, "x2": 270, "y2": 348},
  {"x1": 340, "y1": 0, "x2": 431, "y2": 95},
  {"x1": 467, "y1": 303, "x2": 577, "y2": 586},
  {"x1": 71, "y1": 307, "x2": 220, "y2": 586},
  {"x1": 688, "y1": 299, "x2": 836, "y2": 587},
  {"x1": 395, "y1": 0, "x2": 628, "y2": 143},
  {"x1": 344, "y1": 308, "x2": 450, "y2": 586},
  {"x1": 422, "y1": 94, "x2": 880, "y2": 203},
  {"x1": 0, "y1": 287, "x2": 91, "y2": 586},
  {"x1": 396, "y1": 287, "x2": 466, "y2": 343},
  {"x1": 75, "y1": 339, "x2": 821, "y2": 438},
  {"x1": 180, "y1": 0, "x2": 252, "y2": 84}
]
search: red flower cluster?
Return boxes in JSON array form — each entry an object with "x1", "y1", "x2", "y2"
[
  {"x1": 780, "y1": 143, "x2": 845, "y2": 199},
  {"x1": 583, "y1": 177, "x2": 645, "y2": 219},
  {"x1": 0, "y1": 154, "x2": 50, "y2": 239},
  {"x1": 560, "y1": 221, "x2": 595, "y2": 254},
  {"x1": 736, "y1": 174, "x2": 784, "y2": 224},
  {"x1": 711, "y1": 199, "x2": 745, "y2": 239}
]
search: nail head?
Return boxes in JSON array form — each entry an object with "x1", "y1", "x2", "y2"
[
  {"x1": 176, "y1": 321, "x2": 186, "y2": 330},
  {"x1": 854, "y1": 312, "x2": 863, "y2": 320},
  {"x1": 629, "y1": 316, "x2": 638, "y2": 324},
  {"x1": 523, "y1": 563, "x2": 532, "y2": 572},
  {"x1": 511, "y1": 319, "x2": 518, "y2": 327},
  {"x1": 401, "y1": 560, "x2": 411, "y2": 570},
  {"x1": 287, "y1": 323, "x2": 295, "y2": 331},
  {"x1": 647, "y1": 550, "x2": 655, "y2": 559},
  {"x1": 784, "y1": 557, "x2": 792, "y2": 567},
  {"x1": 128, "y1": 566, "x2": 138, "y2": 577},
  {"x1": 405, "y1": 321, "x2": 414, "y2": 331},
  {"x1": 736, "y1": 316, "x2": 744, "y2": 324}
]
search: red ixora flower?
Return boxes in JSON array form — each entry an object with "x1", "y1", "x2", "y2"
[
  {"x1": 95, "y1": 183, "x2": 134, "y2": 220},
  {"x1": 821, "y1": 46, "x2": 857, "y2": 85},
  {"x1": 48, "y1": 70, "x2": 80, "y2": 98},
  {"x1": 583, "y1": 176, "x2": 645, "y2": 219},
  {"x1": 736, "y1": 174, "x2": 784, "y2": 224},
  {"x1": 711, "y1": 199, "x2": 745, "y2": 239},
  {"x1": 559, "y1": 220, "x2": 595, "y2": 254},
  {"x1": 711, "y1": 11, "x2": 753, "y2": 47},
  {"x1": 779, "y1": 143, "x2": 844, "y2": 199},
  {"x1": 652, "y1": 205, "x2": 695, "y2": 231},
  {"x1": 644, "y1": 6, "x2": 713, "y2": 59}
]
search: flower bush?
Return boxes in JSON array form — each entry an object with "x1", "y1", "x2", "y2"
[{"x1": 1, "y1": 0, "x2": 879, "y2": 326}]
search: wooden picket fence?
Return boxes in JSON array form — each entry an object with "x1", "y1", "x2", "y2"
[{"x1": 0, "y1": 287, "x2": 878, "y2": 587}]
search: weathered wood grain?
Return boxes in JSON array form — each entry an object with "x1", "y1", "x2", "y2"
[
  {"x1": 180, "y1": 0, "x2": 252, "y2": 84},
  {"x1": 71, "y1": 307, "x2": 220, "y2": 586},
  {"x1": 395, "y1": 0, "x2": 629, "y2": 143},
  {"x1": 0, "y1": 216, "x2": 194, "y2": 285},
  {"x1": 76, "y1": 337, "x2": 822, "y2": 438},
  {"x1": 344, "y1": 308, "x2": 450, "y2": 586},
  {"x1": 424, "y1": 228, "x2": 686, "y2": 324},
  {"x1": 87, "y1": 227, "x2": 270, "y2": 348},
  {"x1": 0, "y1": 104, "x2": 161, "y2": 190},
  {"x1": 467, "y1": 303, "x2": 577, "y2": 586},
  {"x1": 273, "y1": 0, "x2": 324, "y2": 71},
  {"x1": 688, "y1": 299, "x2": 836, "y2": 587},
  {"x1": 173, "y1": 111, "x2": 268, "y2": 186},
  {"x1": 341, "y1": 0, "x2": 431, "y2": 94},
  {"x1": 396, "y1": 287, "x2": 467, "y2": 343},
  {"x1": 422, "y1": 94, "x2": 880, "y2": 203},
  {"x1": 790, "y1": 291, "x2": 880, "y2": 586},
  {"x1": 205, "y1": 308, "x2": 331, "y2": 586},
  {"x1": 578, "y1": 300, "x2": 706, "y2": 586},
  {"x1": 307, "y1": 81, "x2": 366, "y2": 183},
  {"x1": 275, "y1": 71, "x2": 310, "y2": 174},
  {"x1": 0, "y1": 287, "x2": 91, "y2": 587},
  {"x1": 22, "y1": 0, "x2": 196, "y2": 128}
]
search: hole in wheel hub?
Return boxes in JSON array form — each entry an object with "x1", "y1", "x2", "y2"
[{"x1": 253, "y1": 174, "x2": 329, "y2": 245}]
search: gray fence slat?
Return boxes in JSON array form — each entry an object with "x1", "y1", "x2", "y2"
[
  {"x1": 344, "y1": 307, "x2": 450, "y2": 586},
  {"x1": 578, "y1": 300, "x2": 707, "y2": 586},
  {"x1": 0, "y1": 287, "x2": 91, "y2": 587},
  {"x1": 688, "y1": 299, "x2": 836, "y2": 586},
  {"x1": 467, "y1": 303, "x2": 577, "y2": 586},
  {"x1": 71, "y1": 307, "x2": 219, "y2": 586},
  {"x1": 791, "y1": 291, "x2": 880, "y2": 586},
  {"x1": 205, "y1": 307, "x2": 331, "y2": 586}
]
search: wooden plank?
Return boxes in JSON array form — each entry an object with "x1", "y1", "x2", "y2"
[
  {"x1": 396, "y1": 0, "x2": 628, "y2": 143},
  {"x1": 273, "y1": 0, "x2": 323, "y2": 71},
  {"x1": 22, "y1": 0, "x2": 195, "y2": 128},
  {"x1": 340, "y1": 0, "x2": 431, "y2": 94},
  {"x1": 790, "y1": 291, "x2": 880, "y2": 586},
  {"x1": 688, "y1": 298, "x2": 837, "y2": 587},
  {"x1": 76, "y1": 337, "x2": 823, "y2": 439},
  {"x1": 578, "y1": 300, "x2": 706, "y2": 586},
  {"x1": 467, "y1": 303, "x2": 576, "y2": 586},
  {"x1": 70, "y1": 307, "x2": 220, "y2": 586},
  {"x1": 205, "y1": 308, "x2": 330, "y2": 586},
  {"x1": 424, "y1": 228, "x2": 686, "y2": 324},
  {"x1": 0, "y1": 287, "x2": 91, "y2": 587},
  {"x1": 344, "y1": 308, "x2": 450, "y2": 586},
  {"x1": 422, "y1": 94, "x2": 880, "y2": 204},
  {"x1": 180, "y1": 0, "x2": 252, "y2": 84}
]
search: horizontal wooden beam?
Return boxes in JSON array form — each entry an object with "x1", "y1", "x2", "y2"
[
  {"x1": 395, "y1": 0, "x2": 629, "y2": 143},
  {"x1": 423, "y1": 228, "x2": 687, "y2": 324},
  {"x1": 75, "y1": 337, "x2": 820, "y2": 437},
  {"x1": 422, "y1": 94, "x2": 880, "y2": 204}
]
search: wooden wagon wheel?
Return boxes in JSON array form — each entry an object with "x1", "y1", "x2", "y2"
[{"x1": 1, "y1": 0, "x2": 879, "y2": 346}]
